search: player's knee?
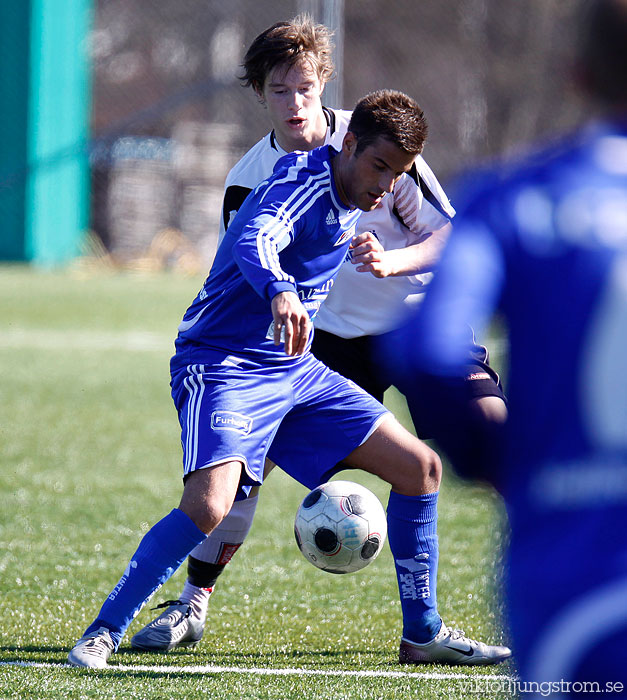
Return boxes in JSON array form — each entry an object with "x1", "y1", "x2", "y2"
[
  {"x1": 182, "y1": 498, "x2": 231, "y2": 535},
  {"x1": 413, "y1": 445, "x2": 442, "y2": 493},
  {"x1": 389, "y1": 443, "x2": 442, "y2": 496},
  {"x1": 178, "y1": 463, "x2": 241, "y2": 534},
  {"x1": 470, "y1": 395, "x2": 508, "y2": 426},
  {"x1": 347, "y1": 416, "x2": 441, "y2": 494},
  {"x1": 424, "y1": 447, "x2": 442, "y2": 485}
]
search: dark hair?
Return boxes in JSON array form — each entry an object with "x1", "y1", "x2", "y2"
[
  {"x1": 577, "y1": 0, "x2": 627, "y2": 102},
  {"x1": 348, "y1": 90, "x2": 428, "y2": 156},
  {"x1": 240, "y1": 15, "x2": 335, "y2": 93}
]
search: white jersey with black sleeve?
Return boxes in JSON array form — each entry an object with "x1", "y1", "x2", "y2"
[{"x1": 217, "y1": 108, "x2": 455, "y2": 338}]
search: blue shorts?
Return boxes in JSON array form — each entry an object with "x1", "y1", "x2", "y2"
[{"x1": 171, "y1": 351, "x2": 390, "y2": 499}]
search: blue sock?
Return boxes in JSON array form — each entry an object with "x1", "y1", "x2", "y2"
[
  {"x1": 387, "y1": 490, "x2": 441, "y2": 643},
  {"x1": 84, "y1": 508, "x2": 206, "y2": 648}
]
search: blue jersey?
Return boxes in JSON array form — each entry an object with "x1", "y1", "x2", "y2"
[
  {"x1": 412, "y1": 119, "x2": 627, "y2": 493},
  {"x1": 410, "y1": 119, "x2": 627, "y2": 686},
  {"x1": 173, "y1": 145, "x2": 360, "y2": 366}
]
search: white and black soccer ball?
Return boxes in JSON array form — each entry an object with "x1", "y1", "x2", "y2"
[{"x1": 294, "y1": 480, "x2": 387, "y2": 574}]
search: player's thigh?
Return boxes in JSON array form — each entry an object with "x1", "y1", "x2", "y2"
[
  {"x1": 469, "y1": 395, "x2": 507, "y2": 425},
  {"x1": 402, "y1": 362, "x2": 506, "y2": 440},
  {"x1": 171, "y1": 363, "x2": 290, "y2": 496},
  {"x1": 268, "y1": 360, "x2": 389, "y2": 490},
  {"x1": 343, "y1": 413, "x2": 441, "y2": 496}
]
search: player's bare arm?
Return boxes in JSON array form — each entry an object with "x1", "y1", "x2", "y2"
[
  {"x1": 351, "y1": 222, "x2": 451, "y2": 278},
  {"x1": 271, "y1": 290, "x2": 311, "y2": 356}
]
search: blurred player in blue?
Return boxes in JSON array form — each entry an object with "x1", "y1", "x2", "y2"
[
  {"x1": 69, "y1": 88, "x2": 513, "y2": 669},
  {"x1": 395, "y1": 0, "x2": 627, "y2": 689},
  {"x1": 129, "y1": 16, "x2": 510, "y2": 666}
]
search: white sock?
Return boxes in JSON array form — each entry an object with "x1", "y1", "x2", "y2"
[{"x1": 180, "y1": 579, "x2": 213, "y2": 619}]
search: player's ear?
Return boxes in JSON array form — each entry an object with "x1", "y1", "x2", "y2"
[
  {"x1": 342, "y1": 131, "x2": 357, "y2": 156},
  {"x1": 253, "y1": 82, "x2": 266, "y2": 106}
]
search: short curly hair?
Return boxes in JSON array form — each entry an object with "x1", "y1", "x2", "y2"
[{"x1": 240, "y1": 15, "x2": 335, "y2": 93}]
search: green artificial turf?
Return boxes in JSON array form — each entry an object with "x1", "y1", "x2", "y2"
[{"x1": 0, "y1": 266, "x2": 514, "y2": 699}]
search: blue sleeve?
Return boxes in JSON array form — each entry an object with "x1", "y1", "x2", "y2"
[
  {"x1": 231, "y1": 199, "x2": 299, "y2": 302},
  {"x1": 412, "y1": 217, "x2": 506, "y2": 374}
]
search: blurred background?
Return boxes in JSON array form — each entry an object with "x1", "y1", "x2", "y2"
[{"x1": 1, "y1": 0, "x2": 585, "y2": 271}]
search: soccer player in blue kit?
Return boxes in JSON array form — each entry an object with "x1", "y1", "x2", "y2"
[
  {"x1": 69, "y1": 88, "x2": 510, "y2": 669},
  {"x1": 129, "y1": 16, "x2": 510, "y2": 667},
  {"x1": 395, "y1": 0, "x2": 627, "y2": 689}
]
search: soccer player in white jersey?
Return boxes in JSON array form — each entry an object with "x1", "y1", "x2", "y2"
[
  {"x1": 131, "y1": 16, "x2": 510, "y2": 667},
  {"x1": 393, "y1": 0, "x2": 627, "y2": 686}
]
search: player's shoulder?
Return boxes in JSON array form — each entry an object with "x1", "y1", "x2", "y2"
[
  {"x1": 260, "y1": 147, "x2": 336, "y2": 223},
  {"x1": 465, "y1": 128, "x2": 588, "y2": 198},
  {"x1": 412, "y1": 153, "x2": 439, "y2": 182},
  {"x1": 448, "y1": 129, "x2": 588, "y2": 239},
  {"x1": 225, "y1": 132, "x2": 282, "y2": 189},
  {"x1": 327, "y1": 108, "x2": 352, "y2": 132},
  {"x1": 394, "y1": 153, "x2": 455, "y2": 221},
  {"x1": 504, "y1": 121, "x2": 623, "y2": 192},
  {"x1": 272, "y1": 144, "x2": 334, "y2": 178},
  {"x1": 326, "y1": 108, "x2": 351, "y2": 148}
]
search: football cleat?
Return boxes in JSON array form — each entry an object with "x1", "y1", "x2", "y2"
[
  {"x1": 131, "y1": 600, "x2": 205, "y2": 652},
  {"x1": 399, "y1": 622, "x2": 512, "y2": 666},
  {"x1": 67, "y1": 626, "x2": 115, "y2": 669}
]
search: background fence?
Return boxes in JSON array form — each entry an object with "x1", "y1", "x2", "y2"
[{"x1": 1, "y1": 0, "x2": 586, "y2": 268}]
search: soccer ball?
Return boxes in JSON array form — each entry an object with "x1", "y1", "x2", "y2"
[{"x1": 294, "y1": 480, "x2": 387, "y2": 574}]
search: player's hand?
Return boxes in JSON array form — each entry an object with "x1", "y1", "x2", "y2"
[
  {"x1": 271, "y1": 291, "x2": 311, "y2": 356},
  {"x1": 350, "y1": 232, "x2": 396, "y2": 278}
]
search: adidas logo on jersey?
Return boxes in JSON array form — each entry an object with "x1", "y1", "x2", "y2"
[{"x1": 325, "y1": 210, "x2": 338, "y2": 226}]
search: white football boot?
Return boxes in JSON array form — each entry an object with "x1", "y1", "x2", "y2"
[
  {"x1": 399, "y1": 622, "x2": 512, "y2": 665},
  {"x1": 131, "y1": 600, "x2": 205, "y2": 652},
  {"x1": 67, "y1": 627, "x2": 115, "y2": 669}
]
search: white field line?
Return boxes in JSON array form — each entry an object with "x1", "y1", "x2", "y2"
[
  {"x1": 0, "y1": 328, "x2": 171, "y2": 353},
  {"x1": 0, "y1": 659, "x2": 514, "y2": 681}
]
